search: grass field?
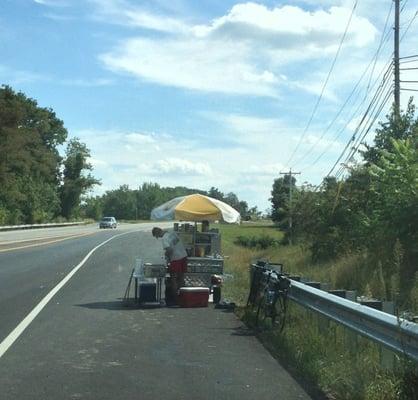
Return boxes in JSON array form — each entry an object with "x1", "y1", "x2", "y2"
[{"x1": 216, "y1": 222, "x2": 417, "y2": 400}]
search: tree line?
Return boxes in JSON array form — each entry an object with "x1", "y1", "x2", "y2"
[
  {"x1": 82, "y1": 184, "x2": 259, "y2": 221},
  {"x1": 0, "y1": 86, "x2": 98, "y2": 225},
  {"x1": 270, "y1": 100, "x2": 417, "y2": 308},
  {"x1": 0, "y1": 86, "x2": 257, "y2": 225}
]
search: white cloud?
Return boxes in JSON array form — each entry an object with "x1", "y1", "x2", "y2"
[
  {"x1": 34, "y1": 0, "x2": 69, "y2": 7},
  {"x1": 125, "y1": 132, "x2": 156, "y2": 144},
  {"x1": 192, "y1": 4, "x2": 375, "y2": 48},
  {"x1": 247, "y1": 163, "x2": 285, "y2": 176},
  {"x1": 99, "y1": 2, "x2": 377, "y2": 96},
  {"x1": 89, "y1": 0, "x2": 189, "y2": 33},
  {"x1": 153, "y1": 158, "x2": 212, "y2": 176},
  {"x1": 60, "y1": 78, "x2": 114, "y2": 87}
]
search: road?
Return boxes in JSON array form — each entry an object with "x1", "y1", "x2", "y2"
[{"x1": 0, "y1": 223, "x2": 312, "y2": 400}]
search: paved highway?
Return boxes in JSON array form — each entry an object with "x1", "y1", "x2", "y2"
[{"x1": 0, "y1": 223, "x2": 312, "y2": 399}]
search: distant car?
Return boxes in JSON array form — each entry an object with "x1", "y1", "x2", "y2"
[{"x1": 99, "y1": 217, "x2": 117, "y2": 229}]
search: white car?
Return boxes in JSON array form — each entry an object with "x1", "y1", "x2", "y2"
[{"x1": 99, "y1": 217, "x2": 117, "y2": 229}]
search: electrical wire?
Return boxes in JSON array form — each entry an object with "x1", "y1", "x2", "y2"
[
  {"x1": 366, "y1": 1, "x2": 394, "y2": 94},
  {"x1": 400, "y1": 54, "x2": 418, "y2": 60},
  {"x1": 400, "y1": 10, "x2": 418, "y2": 41},
  {"x1": 302, "y1": 59, "x2": 393, "y2": 172},
  {"x1": 314, "y1": 5, "x2": 417, "y2": 187},
  {"x1": 333, "y1": 85, "x2": 393, "y2": 179},
  {"x1": 285, "y1": 0, "x2": 358, "y2": 168},
  {"x1": 292, "y1": 1, "x2": 394, "y2": 169},
  {"x1": 314, "y1": 73, "x2": 393, "y2": 188}
]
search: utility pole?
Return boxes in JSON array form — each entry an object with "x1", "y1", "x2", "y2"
[
  {"x1": 394, "y1": 0, "x2": 400, "y2": 116},
  {"x1": 280, "y1": 169, "x2": 301, "y2": 245}
]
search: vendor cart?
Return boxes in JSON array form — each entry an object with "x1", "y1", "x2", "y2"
[
  {"x1": 149, "y1": 193, "x2": 241, "y2": 304},
  {"x1": 175, "y1": 222, "x2": 224, "y2": 301}
]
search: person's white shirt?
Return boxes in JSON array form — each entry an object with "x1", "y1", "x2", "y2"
[{"x1": 162, "y1": 231, "x2": 187, "y2": 261}]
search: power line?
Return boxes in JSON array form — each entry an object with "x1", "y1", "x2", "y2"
[
  {"x1": 344, "y1": 84, "x2": 393, "y2": 161},
  {"x1": 315, "y1": 74, "x2": 393, "y2": 186},
  {"x1": 400, "y1": 10, "x2": 418, "y2": 41},
  {"x1": 399, "y1": 54, "x2": 418, "y2": 59},
  {"x1": 333, "y1": 85, "x2": 393, "y2": 180},
  {"x1": 302, "y1": 59, "x2": 393, "y2": 172},
  {"x1": 285, "y1": 0, "x2": 358, "y2": 168},
  {"x1": 400, "y1": 58, "x2": 418, "y2": 64},
  {"x1": 314, "y1": 2, "x2": 415, "y2": 185},
  {"x1": 366, "y1": 0, "x2": 394, "y2": 94},
  {"x1": 401, "y1": 0, "x2": 409, "y2": 13},
  {"x1": 292, "y1": 1, "x2": 394, "y2": 168},
  {"x1": 332, "y1": 90, "x2": 392, "y2": 181}
]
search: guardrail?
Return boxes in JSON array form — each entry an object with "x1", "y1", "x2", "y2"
[
  {"x1": 0, "y1": 221, "x2": 89, "y2": 232},
  {"x1": 250, "y1": 262, "x2": 418, "y2": 363},
  {"x1": 289, "y1": 280, "x2": 418, "y2": 362}
]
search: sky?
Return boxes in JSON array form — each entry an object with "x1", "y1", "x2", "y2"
[{"x1": 1, "y1": 0, "x2": 417, "y2": 211}]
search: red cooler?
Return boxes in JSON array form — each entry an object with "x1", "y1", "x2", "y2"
[{"x1": 178, "y1": 287, "x2": 209, "y2": 308}]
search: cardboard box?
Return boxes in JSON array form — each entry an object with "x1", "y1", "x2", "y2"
[{"x1": 178, "y1": 287, "x2": 209, "y2": 308}]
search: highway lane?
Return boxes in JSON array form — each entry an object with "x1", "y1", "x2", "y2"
[
  {"x1": 0, "y1": 223, "x2": 165, "y2": 345},
  {"x1": 0, "y1": 222, "x2": 161, "y2": 250},
  {"x1": 0, "y1": 227, "x2": 312, "y2": 399}
]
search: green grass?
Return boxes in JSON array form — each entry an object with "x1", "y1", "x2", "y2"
[{"x1": 216, "y1": 222, "x2": 417, "y2": 400}]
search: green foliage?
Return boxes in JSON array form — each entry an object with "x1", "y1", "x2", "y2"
[
  {"x1": 218, "y1": 215, "x2": 417, "y2": 400},
  {"x1": 0, "y1": 86, "x2": 99, "y2": 224},
  {"x1": 279, "y1": 100, "x2": 418, "y2": 309},
  {"x1": 60, "y1": 138, "x2": 100, "y2": 219},
  {"x1": 81, "y1": 196, "x2": 103, "y2": 220},
  {"x1": 270, "y1": 174, "x2": 296, "y2": 228},
  {"x1": 0, "y1": 86, "x2": 67, "y2": 224},
  {"x1": 82, "y1": 183, "x2": 250, "y2": 221},
  {"x1": 234, "y1": 234, "x2": 278, "y2": 249}
]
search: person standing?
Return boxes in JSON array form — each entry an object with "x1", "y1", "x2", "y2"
[{"x1": 152, "y1": 227, "x2": 187, "y2": 304}]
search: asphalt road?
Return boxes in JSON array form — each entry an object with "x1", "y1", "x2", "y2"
[{"x1": 0, "y1": 224, "x2": 312, "y2": 400}]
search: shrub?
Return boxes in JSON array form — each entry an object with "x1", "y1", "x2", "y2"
[{"x1": 234, "y1": 234, "x2": 278, "y2": 249}]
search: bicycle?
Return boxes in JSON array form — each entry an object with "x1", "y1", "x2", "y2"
[{"x1": 247, "y1": 262, "x2": 290, "y2": 331}]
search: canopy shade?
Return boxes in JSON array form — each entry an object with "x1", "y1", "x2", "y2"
[{"x1": 150, "y1": 194, "x2": 240, "y2": 223}]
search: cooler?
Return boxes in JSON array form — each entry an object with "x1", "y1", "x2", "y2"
[{"x1": 178, "y1": 287, "x2": 209, "y2": 308}]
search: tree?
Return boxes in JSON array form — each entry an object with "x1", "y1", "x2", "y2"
[
  {"x1": 60, "y1": 138, "x2": 100, "y2": 219},
  {"x1": 101, "y1": 185, "x2": 137, "y2": 220},
  {"x1": 208, "y1": 187, "x2": 224, "y2": 200},
  {"x1": 0, "y1": 86, "x2": 67, "y2": 223},
  {"x1": 363, "y1": 99, "x2": 418, "y2": 164},
  {"x1": 81, "y1": 196, "x2": 103, "y2": 220},
  {"x1": 270, "y1": 174, "x2": 296, "y2": 228}
]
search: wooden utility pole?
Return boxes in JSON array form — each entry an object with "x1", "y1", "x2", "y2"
[
  {"x1": 280, "y1": 169, "x2": 301, "y2": 245},
  {"x1": 394, "y1": 0, "x2": 400, "y2": 116}
]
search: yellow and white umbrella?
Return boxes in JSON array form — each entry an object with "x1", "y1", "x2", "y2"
[{"x1": 150, "y1": 194, "x2": 240, "y2": 223}]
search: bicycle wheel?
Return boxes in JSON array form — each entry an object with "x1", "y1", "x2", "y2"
[
  {"x1": 255, "y1": 294, "x2": 267, "y2": 327},
  {"x1": 272, "y1": 294, "x2": 287, "y2": 332}
]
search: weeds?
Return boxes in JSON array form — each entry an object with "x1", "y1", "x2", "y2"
[{"x1": 217, "y1": 222, "x2": 418, "y2": 400}]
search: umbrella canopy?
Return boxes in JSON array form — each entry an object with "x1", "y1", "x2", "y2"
[{"x1": 150, "y1": 194, "x2": 240, "y2": 223}]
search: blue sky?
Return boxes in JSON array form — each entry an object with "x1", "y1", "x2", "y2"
[{"x1": 1, "y1": 0, "x2": 417, "y2": 210}]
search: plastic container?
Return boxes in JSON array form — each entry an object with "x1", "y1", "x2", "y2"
[
  {"x1": 138, "y1": 282, "x2": 157, "y2": 303},
  {"x1": 178, "y1": 287, "x2": 209, "y2": 308}
]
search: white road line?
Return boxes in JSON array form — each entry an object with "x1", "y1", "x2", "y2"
[{"x1": 0, "y1": 230, "x2": 139, "y2": 359}]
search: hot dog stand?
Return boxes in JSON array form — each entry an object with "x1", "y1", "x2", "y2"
[{"x1": 129, "y1": 193, "x2": 240, "y2": 306}]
